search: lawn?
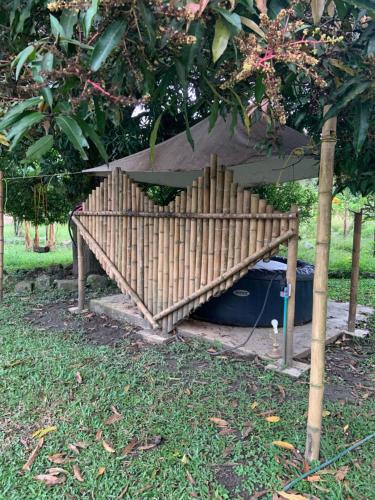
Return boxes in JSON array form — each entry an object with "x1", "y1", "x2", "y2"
[{"x1": 0, "y1": 282, "x2": 374, "y2": 499}]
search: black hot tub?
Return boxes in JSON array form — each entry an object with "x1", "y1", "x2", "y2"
[{"x1": 192, "y1": 257, "x2": 314, "y2": 327}]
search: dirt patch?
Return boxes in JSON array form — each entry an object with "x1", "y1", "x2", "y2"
[
  {"x1": 214, "y1": 465, "x2": 252, "y2": 499},
  {"x1": 25, "y1": 300, "x2": 136, "y2": 347}
]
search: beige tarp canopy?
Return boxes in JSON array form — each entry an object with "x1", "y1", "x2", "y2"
[{"x1": 83, "y1": 115, "x2": 318, "y2": 187}]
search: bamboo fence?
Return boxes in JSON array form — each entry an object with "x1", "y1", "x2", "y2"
[{"x1": 74, "y1": 166, "x2": 298, "y2": 334}]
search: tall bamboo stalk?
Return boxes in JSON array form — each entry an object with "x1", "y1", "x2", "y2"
[
  {"x1": 0, "y1": 170, "x2": 4, "y2": 302},
  {"x1": 348, "y1": 210, "x2": 362, "y2": 332},
  {"x1": 285, "y1": 204, "x2": 299, "y2": 367},
  {"x1": 220, "y1": 170, "x2": 233, "y2": 291},
  {"x1": 207, "y1": 156, "x2": 217, "y2": 284},
  {"x1": 213, "y1": 167, "x2": 223, "y2": 295},
  {"x1": 178, "y1": 192, "x2": 187, "y2": 318},
  {"x1": 305, "y1": 105, "x2": 337, "y2": 462}
]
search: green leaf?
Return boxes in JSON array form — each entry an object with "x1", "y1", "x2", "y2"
[
  {"x1": 0, "y1": 97, "x2": 42, "y2": 131},
  {"x1": 353, "y1": 103, "x2": 370, "y2": 154},
  {"x1": 255, "y1": 73, "x2": 265, "y2": 103},
  {"x1": 212, "y1": 18, "x2": 230, "y2": 63},
  {"x1": 50, "y1": 14, "x2": 65, "y2": 38},
  {"x1": 56, "y1": 115, "x2": 89, "y2": 160},
  {"x1": 91, "y1": 20, "x2": 126, "y2": 72},
  {"x1": 84, "y1": 0, "x2": 98, "y2": 38},
  {"x1": 75, "y1": 117, "x2": 108, "y2": 163},
  {"x1": 149, "y1": 113, "x2": 163, "y2": 162},
  {"x1": 344, "y1": 0, "x2": 375, "y2": 16},
  {"x1": 42, "y1": 52, "x2": 54, "y2": 72},
  {"x1": 41, "y1": 87, "x2": 53, "y2": 108},
  {"x1": 7, "y1": 112, "x2": 44, "y2": 150},
  {"x1": 26, "y1": 135, "x2": 54, "y2": 161},
  {"x1": 326, "y1": 81, "x2": 371, "y2": 119},
  {"x1": 14, "y1": 45, "x2": 35, "y2": 80},
  {"x1": 214, "y1": 8, "x2": 242, "y2": 33},
  {"x1": 60, "y1": 9, "x2": 77, "y2": 39}
]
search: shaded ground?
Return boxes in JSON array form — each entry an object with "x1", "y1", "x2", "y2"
[{"x1": 1, "y1": 285, "x2": 374, "y2": 499}]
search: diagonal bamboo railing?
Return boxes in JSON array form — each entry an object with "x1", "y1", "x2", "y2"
[{"x1": 73, "y1": 164, "x2": 299, "y2": 335}]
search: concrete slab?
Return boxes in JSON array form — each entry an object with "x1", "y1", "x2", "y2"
[
  {"x1": 87, "y1": 295, "x2": 373, "y2": 360},
  {"x1": 265, "y1": 359, "x2": 310, "y2": 379},
  {"x1": 90, "y1": 294, "x2": 149, "y2": 329},
  {"x1": 342, "y1": 328, "x2": 369, "y2": 339},
  {"x1": 136, "y1": 329, "x2": 172, "y2": 345}
]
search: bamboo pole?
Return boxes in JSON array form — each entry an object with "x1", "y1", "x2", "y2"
[
  {"x1": 305, "y1": 105, "x2": 337, "y2": 462},
  {"x1": 155, "y1": 230, "x2": 294, "y2": 321},
  {"x1": 249, "y1": 194, "x2": 259, "y2": 255},
  {"x1": 195, "y1": 176, "x2": 204, "y2": 293},
  {"x1": 189, "y1": 182, "x2": 198, "y2": 296},
  {"x1": 77, "y1": 229, "x2": 85, "y2": 311},
  {"x1": 285, "y1": 204, "x2": 299, "y2": 367},
  {"x1": 118, "y1": 174, "x2": 124, "y2": 280},
  {"x1": 152, "y1": 200, "x2": 159, "y2": 314},
  {"x1": 167, "y1": 199, "x2": 175, "y2": 332},
  {"x1": 348, "y1": 210, "x2": 362, "y2": 332},
  {"x1": 207, "y1": 156, "x2": 217, "y2": 284},
  {"x1": 226, "y1": 182, "x2": 237, "y2": 288},
  {"x1": 77, "y1": 211, "x2": 296, "y2": 220},
  {"x1": 183, "y1": 187, "x2": 192, "y2": 318},
  {"x1": 220, "y1": 170, "x2": 233, "y2": 291},
  {"x1": 103, "y1": 179, "x2": 109, "y2": 255},
  {"x1": 263, "y1": 204, "x2": 273, "y2": 262},
  {"x1": 201, "y1": 167, "x2": 210, "y2": 292},
  {"x1": 239, "y1": 190, "x2": 250, "y2": 277},
  {"x1": 256, "y1": 199, "x2": 266, "y2": 251},
  {"x1": 110, "y1": 171, "x2": 116, "y2": 263},
  {"x1": 157, "y1": 205, "x2": 164, "y2": 314},
  {"x1": 126, "y1": 179, "x2": 132, "y2": 286},
  {"x1": 213, "y1": 167, "x2": 223, "y2": 296},
  {"x1": 121, "y1": 175, "x2": 127, "y2": 280},
  {"x1": 131, "y1": 183, "x2": 137, "y2": 295},
  {"x1": 271, "y1": 211, "x2": 281, "y2": 257},
  {"x1": 172, "y1": 195, "x2": 181, "y2": 324},
  {"x1": 147, "y1": 198, "x2": 154, "y2": 313},
  {"x1": 73, "y1": 215, "x2": 159, "y2": 329},
  {"x1": 0, "y1": 170, "x2": 3, "y2": 302},
  {"x1": 137, "y1": 188, "x2": 144, "y2": 300},
  {"x1": 177, "y1": 192, "x2": 187, "y2": 321}
]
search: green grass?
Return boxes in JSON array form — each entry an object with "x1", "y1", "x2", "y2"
[
  {"x1": 0, "y1": 284, "x2": 374, "y2": 499},
  {"x1": 4, "y1": 223, "x2": 72, "y2": 271}
]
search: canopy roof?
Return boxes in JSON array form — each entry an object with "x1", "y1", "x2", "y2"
[{"x1": 84, "y1": 115, "x2": 318, "y2": 187}]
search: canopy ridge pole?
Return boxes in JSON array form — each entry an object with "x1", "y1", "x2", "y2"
[
  {"x1": 305, "y1": 105, "x2": 337, "y2": 462},
  {"x1": 348, "y1": 210, "x2": 362, "y2": 332},
  {"x1": 0, "y1": 170, "x2": 4, "y2": 302}
]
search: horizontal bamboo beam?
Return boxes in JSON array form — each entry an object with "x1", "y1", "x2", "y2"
[
  {"x1": 72, "y1": 215, "x2": 159, "y2": 330},
  {"x1": 75, "y1": 211, "x2": 297, "y2": 220},
  {"x1": 154, "y1": 229, "x2": 295, "y2": 322}
]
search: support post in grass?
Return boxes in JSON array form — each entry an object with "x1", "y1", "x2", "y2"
[
  {"x1": 305, "y1": 105, "x2": 337, "y2": 462},
  {"x1": 77, "y1": 229, "x2": 85, "y2": 311},
  {"x1": 348, "y1": 210, "x2": 362, "y2": 332},
  {"x1": 0, "y1": 170, "x2": 4, "y2": 302},
  {"x1": 284, "y1": 204, "x2": 299, "y2": 367}
]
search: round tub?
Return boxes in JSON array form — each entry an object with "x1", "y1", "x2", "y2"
[{"x1": 192, "y1": 257, "x2": 314, "y2": 327}]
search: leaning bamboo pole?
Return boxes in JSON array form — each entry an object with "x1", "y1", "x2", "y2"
[
  {"x1": 0, "y1": 170, "x2": 3, "y2": 301},
  {"x1": 73, "y1": 215, "x2": 159, "y2": 329},
  {"x1": 305, "y1": 105, "x2": 337, "y2": 462},
  {"x1": 348, "y1": 210, "x2": 362, "y2": 332}
]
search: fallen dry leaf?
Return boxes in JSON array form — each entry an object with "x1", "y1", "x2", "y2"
[
  {"x1": 124, "y1": 385, "x2": 130, "y2": 393},
  {"x1": 241, "y1": 425, "x2": 252, "y2": 440},
  {"x1": 218, "y1": 427, "x2": 234, "y2": 436},
  {"x1": 272, "y1": 440, "x2": 295, "y2": 451},
  {"x1": 47, "y1": 453, "x2": 71, "y2": 465},
  {"x1": 277, "y1": 385, "x2": 286, "y2": 401},
  {"x1": 111, "y1": 405, "x2": 121, "y2": 416},
  {"x1": 116, "y1": 484, "x2": 129, "y2": 499},
  {"x1": 21, "y1": 438, "x2": 44, "y2": 472},
  {"x1": 251, "y1": 402, "x2": 258, "y2": 410},
  {"x1": 335, "y1": 465, "x2": 349, "y2": 481},
  {"x1": 102, "y1": 440, "x2": 116, "y2": 453},
  {"x1": 186, "y1": 471, "x2": 195, "y2": 485},
  {"x1": 223, "y1": 445, "x2": 233, "y2": 458},
  {"x1": 138, "y1": 436, "x2": 163, "y2": 451},
  {"x1": 277, "y1": 492, "x2": 308, "y2": 500},
  {"x1": 34, "y1": 474, "x2": 66, "y2": 486},
  {"x1": 97, "y1": 466, "x2": 106, "y2": 476},
  {"x1": 76, "y1": 371, "x2": 82, "y2": 384},
  {"x1": 32, "y1": 426, "x2": 57, "y2": 439},
  {"x1": 73, "y1": 465, "x2": 84, "y2": 483},
  {"x1": 209, "y1": 417, "x2": 228, "y2": 428},
  {"x1": 75, "y1": 441, "x2": 89, "y2": 449},
  {"x1": 68, "y1": 443, "x2": 80, "y2": 455},
  {"x1": 322, "y1": 410, "x2": 331, "y2": 417},
  {"x1": 95, "y1": 430, "x2": 103, "y2": 441},
  {"x1": 104, "y1": 413, "x2": 122, "y2": 426},
  {"x1": 47, "y1": 467, "x2": 67, "y2": 476},
  {"x1": 307, "y1": 474, "x2": 321, "y2": 482},
  {"x1": 265, "y1": 416, "x2": 281, "y2": 423},
  {"x1": 122, "y1": 438, "x2": 138, "y2": 455}
]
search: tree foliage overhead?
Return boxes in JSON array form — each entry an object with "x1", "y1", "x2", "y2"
[{"x1": 0, "y1": 0, "x2": 374, "y2": 195}]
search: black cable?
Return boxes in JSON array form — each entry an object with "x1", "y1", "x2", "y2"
[
  {"x1": 208, "y1": 273, "x2": 278, "y2": 356},
  {"x1": 68, "y1": 203, "x2": 82, "y2": 249}
]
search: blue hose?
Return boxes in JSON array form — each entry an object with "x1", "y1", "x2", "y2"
[{"x1": 283, "y1": 431, "x2": 375, "y2": 492}]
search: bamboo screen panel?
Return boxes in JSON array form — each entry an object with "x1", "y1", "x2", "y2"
[{"x1": 73, "y1": 166, "x2": 297, "y2": 333}]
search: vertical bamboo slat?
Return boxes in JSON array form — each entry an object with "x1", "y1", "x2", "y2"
[
  {"x1": 226, "y1": 182, "x2": 237, "y2": 289},
  {"x1": 152, "y1": 201, "x2": 159, "y2": 314},
  {"x1": 131, "y1": 183, "x2": 137, "y2": 296},
  {"x1": 212, "y1": 167, "x2": 223, "y2": 296},
  {"x1": 219, "y1": 170, "x2": 233, "y2": 291},
  {"x1": 263, "y1": 204, "x2": 273, "y2": 262},
  {"x1": 199, "y1": 167, "x2": 210, "y2": 304},
  {"x1": 271, "y1": 211, "x2": 281, "y2": 257},
  {"x1": 194, "y1": 177, "x2": 204, "y2": 303},
  {"x1": 167, "y1": 200, "x2": 175, "y2": 332},
  {"x1": 183, "y1": 187, "x2": 192, "y2": 319},
  {"x1": 172, "y1": 196, "x2": 181, "y2": 325},
  {"x1": 348, "y1": 210, "x2": 362, "y2": 332},
  {"x1": 103, "y1": 179, "x2": 109, "y2": 256},
  {"x1": 121, "y1": 175, "x2": 127, "y2": 281},
  {"x1": 178, "y1": 192, "x2": 187, "y2": 319},
  {"x1": 137, "y1": 188, "x2": 144, "y2": 300},
  {"x1": 239, "y1": 190, "x2": 250, "y2": 278},
  {"x1": 147, "y1": 198, "x2": 154, "y2": 313},
  {"x1": 157, "y1": 205, "x2": 164, "y2": 314},
  {"x1": 109, "y1": 171, "x2": 115, "y2": 263},
  {"x1": 77, "y1": 230, "x2": 85, "y2": 311},
  {"x1": 207, "y1": 156, "x2": 217, "y2": 285},
  {"x1": 126, "y1": 179, "x2": 132, "y2": 286},
  {"x1": 256, "y1": 199, "x2": 266, "y2": 252}
]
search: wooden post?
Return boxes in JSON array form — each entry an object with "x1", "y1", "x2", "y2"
[
  {"x1": 305, "y1": 106, "x2": 337, "y2": 462},
  {"x1": 0, "y1": 170, "x2": 4, "y2": 302},
  {"x1": 77, "y1": 229, "x2": 85, "y2": 311},
  {"x1": 348, "y1": 210, "x2": 362, "y2": 332},
  {"x1": 284, "y1": 204, "x2": 299, "y2": 366}
]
